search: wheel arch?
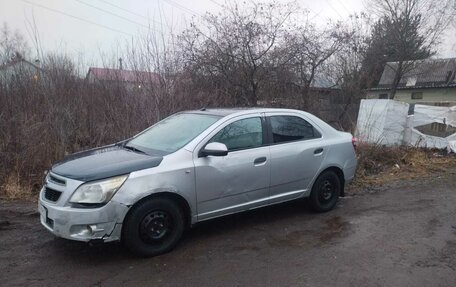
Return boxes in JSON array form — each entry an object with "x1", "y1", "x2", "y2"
[
  {"x1": 314, "y1": 166, "x2": 346, "y2": 197},
  {"x1": 123, "y1": 192, "x2": 192, "y2": 232}
]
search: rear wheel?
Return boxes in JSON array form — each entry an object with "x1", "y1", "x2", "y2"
[
  {"x1": 309, "y1": 170, "x2": 341, "y2": 212},
  {"x1": 122, "y1": 197, "x2": 185, "y2": 257}
]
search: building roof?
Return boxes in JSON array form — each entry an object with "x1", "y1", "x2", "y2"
[
  {"x1": 87, "y1": 67, "x2": 160, "y2": 83},
  {"x1": 311, "y1": 75, "x2": 339, "y2": 89},
  {"x1": 372, "y1": 58, "x2": 456, "y2": 90}
]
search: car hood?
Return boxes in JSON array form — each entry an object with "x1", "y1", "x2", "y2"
[{"x1": 51, "y1": 144, "x2": 163, "y2": 182}]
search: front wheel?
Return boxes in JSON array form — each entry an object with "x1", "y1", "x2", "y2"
[
  {"x1": 122, "y1": 197, "x2": 185, "y2": 257},
  {"x1": 309, "y1": 170, "x2": 341, "y2": 212}
]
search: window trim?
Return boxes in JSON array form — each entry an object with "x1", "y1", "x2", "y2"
[{"x1": 265, "y1": 114, "x2": 323, "y2": 146}]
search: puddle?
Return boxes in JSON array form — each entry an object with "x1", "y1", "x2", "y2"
[
  {"x1": 232, "y1": 245, "x2": 261, "y2": 252},
  {"x1": 0, "y1": 220, "x2": 13, "y2": 231},
  {"x1": 267, "y1": 229, "x2": 315, "y2": 248},
  {"x1": 318, "y1": 216, "x2": 350, "y2": 243},
  {"x1": 266, "y1": 216, "x2": 351, "y2": 248}
]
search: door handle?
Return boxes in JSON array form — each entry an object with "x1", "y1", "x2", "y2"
[
  {"x1": 254, "y1": 157, "x2": 267, "y2": 165},
  {"x1": 314, "y1": 148, "x2": 324, "y2": 155}
]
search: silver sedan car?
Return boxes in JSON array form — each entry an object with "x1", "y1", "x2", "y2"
[{"x1": 38, "y1": 108, "x2": 357, "y2": 256}]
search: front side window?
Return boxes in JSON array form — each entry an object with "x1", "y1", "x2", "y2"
[
  {"x1": 209, "y1": 117, "x2": 263, "y2": 151},
  {"x1": 269, "y1": 116, "x2": 321, "y2": 144}
]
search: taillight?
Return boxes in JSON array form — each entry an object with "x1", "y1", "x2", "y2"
[{"x1": 352, "y1": 137, "x2": 357, "y2": 150}]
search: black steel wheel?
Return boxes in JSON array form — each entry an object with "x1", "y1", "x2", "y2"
[
  {"x1": 309, "y1": 170, "x2": 341, "y2": 212},
  {"x1": 139, "y1": 210, "x2": 173, "y2": 243},
  {"x1": 122, "y1": 197, "x2": 185, "y2": 257}
]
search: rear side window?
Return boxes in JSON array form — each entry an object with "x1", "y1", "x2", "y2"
[
  {"x1": 209, "y1": 117, "x2": 263, "y2": 151},
  {"x1": 269, "y1": 116, "x2": 321, "y2": 144}
]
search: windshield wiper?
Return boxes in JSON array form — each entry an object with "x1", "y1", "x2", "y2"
[{"x1": 123, "y1": 144, "x2": 146, "y2": 154}]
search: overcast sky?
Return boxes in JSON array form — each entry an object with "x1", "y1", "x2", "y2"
[{"x1": 1, "y1": 0, "x2": 455, "y2": 69}]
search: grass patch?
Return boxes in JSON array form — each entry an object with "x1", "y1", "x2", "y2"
[
  {"x1": 353, "y1": 144, "x2": 456, "y2": 188},
  {"x1": 0, "y1": 174, "x2": 34, "y2": 200}
]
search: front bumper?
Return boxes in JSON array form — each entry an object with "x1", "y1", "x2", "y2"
[{"x1": 38, "y1": 189, "x2": 129, "y2": 242}]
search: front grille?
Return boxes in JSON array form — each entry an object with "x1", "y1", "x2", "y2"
[
  {"x1": 49, "y1": 174, "x2": 66, "y2": 186},
  {"x1": 44, "y1": 187, "x2": 62, "y2": 202}
]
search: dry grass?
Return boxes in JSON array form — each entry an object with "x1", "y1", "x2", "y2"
[
  {"x1": 353, "y1": 144, "x2": 456, "y2": 187},
  {"x1": 0, "y1": 174, "x2": 34, "y2": 200}
]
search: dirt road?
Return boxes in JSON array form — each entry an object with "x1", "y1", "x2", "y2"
[{"x1": 1, "y1": 173, "x2": 456, "y2": 287}]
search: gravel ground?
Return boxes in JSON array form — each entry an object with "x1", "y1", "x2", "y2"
[{"x1": 1, "y1": 171, "x2": 455, "y2": 287}]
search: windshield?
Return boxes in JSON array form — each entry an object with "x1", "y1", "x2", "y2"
[{"x1": 127, "y1": 113, "x2": 221, "y2": 154}]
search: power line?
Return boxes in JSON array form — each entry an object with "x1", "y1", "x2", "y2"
[
  {"x1": 295, "y1": 1, "x2": 332, "y2": 22},
  {"x1": 209, "y1": 0, "x2": 224, "y2": 8},
  {"x1": 325, "y1": 0, "x2": 344, "y2": 19},
  {"x1": 95, "y1": 0, "x2": 148, "y2": 20},
  {"x1": 161, "y1": 0, "x2": 202, "y2": 17},
  {"x1": 94, "y1": 0, "x2": 162, "y2": 26},
  {"x1": 20, "y1": 0, "x2": 134, "y2": 37},
  {"x1": 74, "y1": 0, "x2": 157, "y2": 31},
  {"x1": 308, "y1": 9, "x2": 326, "y2": 22},
  {"x1": 335, "y1": 0, "x2": 351, "y2": 15}
]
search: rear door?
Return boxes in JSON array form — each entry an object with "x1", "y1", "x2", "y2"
[
  {"x1": 193, "y1": 114, "x2": 271, "y2": 220},
  {"x1": 266, "y1": 113, "x2": 326, "y2": 204}
]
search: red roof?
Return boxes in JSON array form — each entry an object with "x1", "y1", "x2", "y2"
[{"x1": 87, "y1": 67, "x2": 160, "y2": 83}]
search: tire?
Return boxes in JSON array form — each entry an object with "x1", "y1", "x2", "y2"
[
  {"x1": 309, "y1": 170, "x2": 341, "y2": 213},
  {"x1": 122, "y1": 197, "x2": 185, "y2": 257}
]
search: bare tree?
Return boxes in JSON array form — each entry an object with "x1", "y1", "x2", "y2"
[
  {"x1": 0, "y1": 23, "x2": 30, "y2": 65},
  {"x1": 324, "y1": 14, "x2": 372, "y2": 129},
  {"x1": 180, "y1": 1, "x2": 294, "y2": 106},
  {"x1": 126, "y1": 29, "x2": 182, "y2": 121},
  {"x1": 282, "y1": 22, "x2": 350, "y2": 108}
]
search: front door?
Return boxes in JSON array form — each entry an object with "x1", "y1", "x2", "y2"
[{"x1": 194, "y1": 116, "x2": 270, "y2": 220}]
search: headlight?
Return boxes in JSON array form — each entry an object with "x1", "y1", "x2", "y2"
[
  {"x1": 43, "y1": 172, "x2": 50, "y2": 185},
  {"x1": 69, "y1": 175, "x2": 128, "y2": 205}
]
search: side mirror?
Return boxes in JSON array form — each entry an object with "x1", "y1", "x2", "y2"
[{"x1": 200, "y1": 142, "x2": 228, "y2": 157}]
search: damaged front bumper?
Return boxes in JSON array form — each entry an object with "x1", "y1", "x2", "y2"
[{"x1": 38, "y1": 188, "x2": 129, "y2": 243}]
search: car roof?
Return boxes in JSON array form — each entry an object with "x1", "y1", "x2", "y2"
[{"x1": 183, "y1": 108, "x2": 303, "y2": 117}]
